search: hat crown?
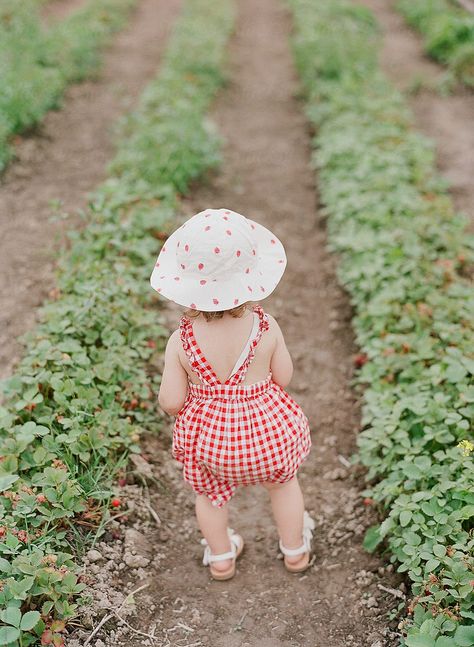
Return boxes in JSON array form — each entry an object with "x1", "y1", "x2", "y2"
[
  {"x1": 174, "y1": 209, "x2": 258, "y2": 279},
  {"x1": 150, "y1": 206, "x2": 287, "y2": 312}
]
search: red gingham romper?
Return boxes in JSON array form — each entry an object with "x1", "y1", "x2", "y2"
[{"x1": 172, "y1": 305, "x2": 312, "y2": 507}]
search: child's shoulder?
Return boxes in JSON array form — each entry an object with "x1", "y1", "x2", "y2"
[
  {"x1": 165, "y1": 328, "x2": 181, "y2": 352},
  {"x1": 264, "y1": 311, "x2": 277, "y2": 325},
  {"x1": 262, "y1": 310, "x2": 282, "y2": 333}
]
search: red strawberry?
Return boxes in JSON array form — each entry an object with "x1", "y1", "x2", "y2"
[{"x1": 353, "y1": 353, "x2": 368, "y2": 368}]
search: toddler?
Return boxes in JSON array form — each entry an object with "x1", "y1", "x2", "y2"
[{"x1": 151, "y1": 208, "x2": 313, "y2": 580}]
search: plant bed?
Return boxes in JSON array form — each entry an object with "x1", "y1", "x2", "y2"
[
  {"x1": 0, "y1": 0, "x2": 136, "y2": 172},
  {"x1": 397, "y1": 0, "x2": 474, "y2": 88},
  {"x1": 287, "y1": 0, "x2": 474, "y2": 643}
]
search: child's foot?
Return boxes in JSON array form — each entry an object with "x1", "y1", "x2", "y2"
[
  {"x1": 279, "y1": 511, "x2": 315, "y2": 574},
  {"x1": 201, "y1": 529, "x2": 244, "y2": 581},
  {"x1": 280, "y1": 547, "x2": 310, "y2": 573}
]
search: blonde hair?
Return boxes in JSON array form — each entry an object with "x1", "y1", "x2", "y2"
[{"x1": 184, "y1": 302, "x2": 251, "y2": 322}]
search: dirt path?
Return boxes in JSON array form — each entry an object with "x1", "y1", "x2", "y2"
[
  {"x1": 0, "y1": 0, "x2": 182, "y2": 381},
  {"x1": 98, "y1": 1, "x2": 405, "y2": 645},
  {"x1": 359, "y1": 0, "x2": 474, "y2": 225}
]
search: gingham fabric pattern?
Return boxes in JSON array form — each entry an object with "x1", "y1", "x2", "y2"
[{"x1": 172, "y1": 305, "x2": 312, "y2": 507}]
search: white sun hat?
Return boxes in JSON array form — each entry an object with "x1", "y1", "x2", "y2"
[{"x1": 150, "y1": 208, "x2": 287, "y2": 311}]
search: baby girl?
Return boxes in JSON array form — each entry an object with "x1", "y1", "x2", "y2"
[{"x1": 151, "y1": 208, "x2": 313, "y2": 580}]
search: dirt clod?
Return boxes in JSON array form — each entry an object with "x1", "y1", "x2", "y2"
[
  {"x1": 86, "y1": 549, "x2": 103, "y2": 563},
  {"x1": 123, "y1": 528, "x2": 153, "y2": 568}
]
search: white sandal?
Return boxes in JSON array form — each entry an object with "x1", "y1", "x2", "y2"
[
  {"x1": 279, "y1": 511, "x2": 315, "y2": 573},
  {"x1": 200, "y1": 528, "x2": 244, "y2": 580}
]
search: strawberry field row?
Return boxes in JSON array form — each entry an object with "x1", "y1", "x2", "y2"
[
  {"x1": 397, "y1": 0, "x2": 474, "y2": 87},
  {"x1": 0, "y1": 0, "x2": 235, "y2": 644},
  {"x1": 287, "y1": 0, "x2": 474, "y2": 644},
  {"x1": 0, "y1": 0, "x2": 136, "y2": 172}
]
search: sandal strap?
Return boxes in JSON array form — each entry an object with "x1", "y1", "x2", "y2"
[
  {"x1": 201, "y1": 528, "x2": 240, "y2": 566},
  {"x1": 205, "y1": 547, "x2": 236, "y2": 564},
  {"x1": 279, "y1": 539, "x2": 308, "y2": 557},
  {"x1": 279, "y1": 511, "x2": 316, "y2": 557}
]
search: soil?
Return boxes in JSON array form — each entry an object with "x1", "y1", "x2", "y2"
[
  {"x1": 359, "y1": 0, "x2": 474, "y2": 226},
  {"x1": 0, "y1": 0, "x2": 182, "y2": 382},
  {"x1": 68, "y1": 1, "x2": 408, "y2": 645}
]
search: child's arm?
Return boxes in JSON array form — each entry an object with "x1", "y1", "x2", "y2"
[
  {"x1": 158, "y1": 330, "x2": 189, "y2": 416},
  {"x1": 268, "y1": 315, "x2": 293, "y2": 388}
]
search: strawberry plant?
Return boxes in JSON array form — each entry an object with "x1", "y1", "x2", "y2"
[
  {"x1": 0, "y1": 0, "x2": 137, "y2": 172},
  {"x1": 0, "y1": 0, "x2": 235, "y2": 643},
  {"x1": 287, "y1": 0, "x2": 473, "y2": 642},
  {"x1": 397, "y1": 0, "x2": 474, "y2": 87}
]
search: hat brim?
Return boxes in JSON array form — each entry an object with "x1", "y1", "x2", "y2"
[{"x1": 150, "y1": 218, "x2": 287, "y2": 311}]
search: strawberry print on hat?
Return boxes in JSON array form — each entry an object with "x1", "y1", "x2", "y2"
[{"x1": 149, "y1": 208, "x2": 287, "y2": 311}]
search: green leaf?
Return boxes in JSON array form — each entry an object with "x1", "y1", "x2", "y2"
[
  {"x1": 405, "y1": 634, "x2": 435, "y2": 647},
  {"x1": 362, "y1": 525, "x2": 382, "y2": 552},
  {"x1": 20, "y1": 610, "x2": 41, "y2": 631},
  {"x1": 0, "y1": 557, "x2": 11, "y2": 573},
  {"x1": 0, "y1": 606, "x2": 21, "y2": 628},
  {"x1": 403, "y1": 464, "x2": 423, "y2": 479},
  {"x1": 433, "y1": 544, "x2": 446, "y2": 558},
  {"x1": 41, "y1": 601, "x2": 54, "y2": 615},
  {"x1": 445, "y1": 363, "x2": 467, "y2": 383},
  {"x1": 435, "y1": 638, "x2": 457, "y2": 647},
  {"x1": 424, "y1": 559, "x2": 440, "y2": 572},
  {"x1": 0, "y1": 626, "x2": 20, "y2": 645},
  {"x1": 8, "y1": 576, "x2": 34, "y2": 598},
  {"x1": 0, "y1": 474, "x2": 19, "y2": 491},
  {"x1": 15, "y1": 559, "x2": 37, "y2": 575},
  {"x1": 457, "y1": 505, "x2": 474, "y2": 520},
  {"x1": 405, "y1": 635, "x2": 436, "y2": 647},
  {"x1": 454, "y1": 625, "x2": 474, "y2": 647},
  {"x1": 400, "y1": 510, "x2": 412, "y2": 526},
  {"x1": 405, "y1": 531, "x2": 422, "y2": 546}
]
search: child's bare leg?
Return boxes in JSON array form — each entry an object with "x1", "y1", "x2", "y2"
[
  {"x1": 195, "y1": 494, "x2": 232, "y2": 572},
  {"x1": 263, "y1": 476, "x2": 305, "y2": 564}
]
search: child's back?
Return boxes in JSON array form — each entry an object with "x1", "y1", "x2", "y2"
[{"x1": 174, "y1": 308, "x2": 293, "y2": 387}]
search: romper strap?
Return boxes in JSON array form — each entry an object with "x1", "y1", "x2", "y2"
[
  {"x1": 227, "y1": 305, "x2": 269, "y2": 386},
  {"x1": 179, "y1": 316, "x2": 218, "y2": 386}
]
